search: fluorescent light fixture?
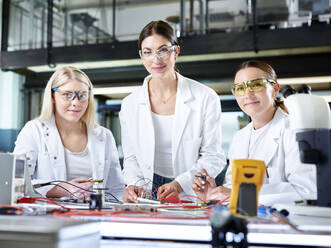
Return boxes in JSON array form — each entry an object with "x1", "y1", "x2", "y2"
[
  {"x1": 177, "y1": 45, "x2": 331, "y2": 63},
  {"x1": 27, "y1": 45, "x2": 331, "y2": 73},
  {"x1": 92, "y1": 76, "x2": 331, "y2": 101},
  {"x1": 278, "y1": 76, "x2": 331, "y2": 85},
  {"x1": 93, "y1": 86, "x2": 140, "y2": 95},
  {"x1": 28, "y1": 59, "x2": 142, "y2": 73}
]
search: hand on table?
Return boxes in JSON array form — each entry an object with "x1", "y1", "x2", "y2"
[
  {"x1": 46, "y1": 177, "x2": 94, "y2": 200},
  {"x1": 157, "y1": 180, "x2": 183, "y2": 201},
  {"x1": 192, "y1": 169, "x2": 231, "y2": 204}
]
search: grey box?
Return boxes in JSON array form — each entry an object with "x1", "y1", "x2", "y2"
[
  {"x1": 0, "y1": 216, "x2": 100, "y2": 248},
  {"x1": 0, "y1": 153, "x2": 25, "y2": 205}
]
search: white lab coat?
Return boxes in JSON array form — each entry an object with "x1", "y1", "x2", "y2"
[
  {"x1": 224, "y1": 108, "x2": 317, "y2": 206},
  {"x1": 119, "y1": 73, "x2": 226, "y2": 195},
  {"x1": 14, "y1": 116, "x2": 125, "y2": 199}
]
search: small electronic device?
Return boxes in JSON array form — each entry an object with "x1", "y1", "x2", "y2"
[
  {"x1": 0, "y1": 153, "x2": 26, "y2": 205},
  {"x1": 90, "y1": 179, "x2": 105, "y2": 209},
  {"x1": 229, "y1": 159, "x2": 265, "y2": 217}
]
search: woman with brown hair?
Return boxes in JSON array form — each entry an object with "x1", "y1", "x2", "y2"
[
  {"x1": 192, "y1": 60, "x2": 317, "y2": 206},
  {"x1": 120, "y1": 20, "x2": 226, "y2": 203}
]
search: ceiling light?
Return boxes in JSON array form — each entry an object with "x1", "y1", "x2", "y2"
[
  {"x1": 278, "y1": 76, "x2": 331, "y2": 85},
  {"x1": 93, "y1": 86, "x2": 140, "y2": 95},
  {"x1": 28, "y1": 59, "x2": 142, "y2": 73}
]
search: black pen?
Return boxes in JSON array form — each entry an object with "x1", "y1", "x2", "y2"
[
  {"x1": 195, "y1": 175, "x2": 207, "y2": 181},
  {"x1": 195, "y1": 175, "x2": 207, "y2": 189}
]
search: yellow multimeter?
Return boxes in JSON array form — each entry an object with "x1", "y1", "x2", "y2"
[{"x1": 229, "y1": 159, "x2": 266, "y2": 217}]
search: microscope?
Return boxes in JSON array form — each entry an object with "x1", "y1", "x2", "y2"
[{"x1": 282, "y1": 85, "x2": 331, "y2": 207}]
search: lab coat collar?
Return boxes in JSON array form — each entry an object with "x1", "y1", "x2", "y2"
[
  {"x1": 263, "y1": 108, "x2": 287, "y2": 166},
  {"x1": 172, "y1": 73, "x2": 194, "y2": 161},
  {"x1": 41, "y1": 115, "x2": 66, "y2": 180},
  {"x1": 137, "y1": 72, "x2": 193, "y2": 105},
  {"x1": 234, "y1": 107, "x2": 287, "y2": 166},
  {"x1": 255, "y1": 108, "x2": 287, "y2": 166}
]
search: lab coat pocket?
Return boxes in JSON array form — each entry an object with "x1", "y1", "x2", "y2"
[{"x1": 180, "y1": 137, "x2": 202, "y2": 168}]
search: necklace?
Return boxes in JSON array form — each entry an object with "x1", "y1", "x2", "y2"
[
  {"x1": 149, "y1": 74, "x2": 178, "y2": 104},
  {"x1": 150, "y1": 89, "x2": 177, "y2": 104},
  {"x1": 158, "y1": 92, "x2": 177, "y2": 104}
]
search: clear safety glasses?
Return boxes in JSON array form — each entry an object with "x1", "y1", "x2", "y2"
[
  {"x1": 52, "y1": 88, "x2": 90, "y2": 102},
  {"x1": 231, "y1": 78, "x2": 276, "y2": 96},
  {"x1": 139, "y1": 45, "x2": 178, "y2": 62}
]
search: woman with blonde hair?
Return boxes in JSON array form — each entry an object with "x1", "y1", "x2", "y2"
[{"x1": 14, "y1": 66, "x2": 124, "y2": 200}]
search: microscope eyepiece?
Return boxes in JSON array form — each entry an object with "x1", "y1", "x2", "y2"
[
  {"x1": 280, "y1": 85, "x2": 296, "y2": 98},
  {"x1": 297, "y1": 84, "x2": 311, "y2": 94}
]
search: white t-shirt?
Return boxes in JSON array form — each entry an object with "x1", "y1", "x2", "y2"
[
  {"x1": 65, "y1": 144, "x2": 92, "y2": 181},
  {"x1": 247, "y1": 121, "x2": 273, "y2": 183},
  {"x1": 151, "y1": 112, "x2": 174, "y2": 178},
  {"x1": 248, "y1": 121, "x2": 272, "y2": 159}
]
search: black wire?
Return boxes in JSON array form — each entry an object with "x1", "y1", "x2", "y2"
[
  {"x1": 104, "y1": 192, "x2": 119, "y2": 202},
  {"x1": 39, "y1": 180, "x2": 120, "y2": 203},
  {"x1": 49, "y1": 182, "x2": 80, "y2": 200},
  {"x1": 50, "y1": 180, "x2": 95, "y2": 193}
]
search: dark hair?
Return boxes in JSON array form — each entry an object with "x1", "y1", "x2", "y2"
[
  {"x1": 236, "y1": 60, "x2": 277, "y2": 81},
  {"x1": 236, "y1": 60, "x2": 288, "y2": 113},
  {"x1": 138, "y1": 20, "x2": 178, "y2": 50}
]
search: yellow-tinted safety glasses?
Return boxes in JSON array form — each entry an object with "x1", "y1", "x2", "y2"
[{"x1": 231, "y1": 78, "x2": 276, "y2": 96}]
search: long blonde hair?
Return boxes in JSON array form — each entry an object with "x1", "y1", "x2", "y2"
[
  {"x1": 236, "y1": 60, "x2": 288, "y2": 113},
  {"x1": 38, "y1": 66, "x2": 96, "y2": 130}
]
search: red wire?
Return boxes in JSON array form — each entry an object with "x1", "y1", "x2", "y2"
[
  {"x1": 53, "y1": 207, "x2": 211, "y2": 220},
  {"x1": 33, "y1": 197, "x2": 72, "y2": 210},
  {"x1": 179, "y1": 194, "x2": 201, "y2": 203},
  {"x1": 53, "y1": 209, "x2": 113, "y2": 217}
]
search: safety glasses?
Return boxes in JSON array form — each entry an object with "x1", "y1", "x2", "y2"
[
  {"x1": 52, "y1": 88, "x2": 90, "y2": 102},
  {"x1": 139, "y1": 45, "x2": 178, "y2": 62},
  {"x1": 231, "y1": 78, "x2": 276, "y2": 96}
]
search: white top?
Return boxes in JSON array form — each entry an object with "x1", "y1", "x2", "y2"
[
  {"x1": 151, "y1": 112, "x2": 174, "y2": 178},
  {"x1": 65, "y1": 145, "x2": 92, "y2": 181},
  {"x1": 248, "y1": 121, "x2": 272, "y2": 159}
]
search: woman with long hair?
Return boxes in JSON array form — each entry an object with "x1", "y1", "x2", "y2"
[
  {"x1": 14, "y1": 66, "x2": 125, "y2": 200},
  {"x1": 120, "y1": 20, "x2": 226, "y2": 203}
]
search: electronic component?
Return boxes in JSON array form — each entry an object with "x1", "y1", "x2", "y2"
[
  {"x1": 112, "y1": 203, "x2": 158, "y2": 212},
  {"x1": 229, "y1": 159, "x2": 265, "y2": 217},
  {"x1": 211, "y1": 207, "x2": 248, "y2": 248},
  {"x1": 89, "y1": 178, "x2": 104, "y2": 183},
  {"x1": 89, "y1": 193, "x2": 102, "y2": 210},
  {"x1": 91, "y1": 179, "x2": 106, "y2": 208},
  {"x1": 0, "y1": 153, "x2": 26, "y2": 205}
]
